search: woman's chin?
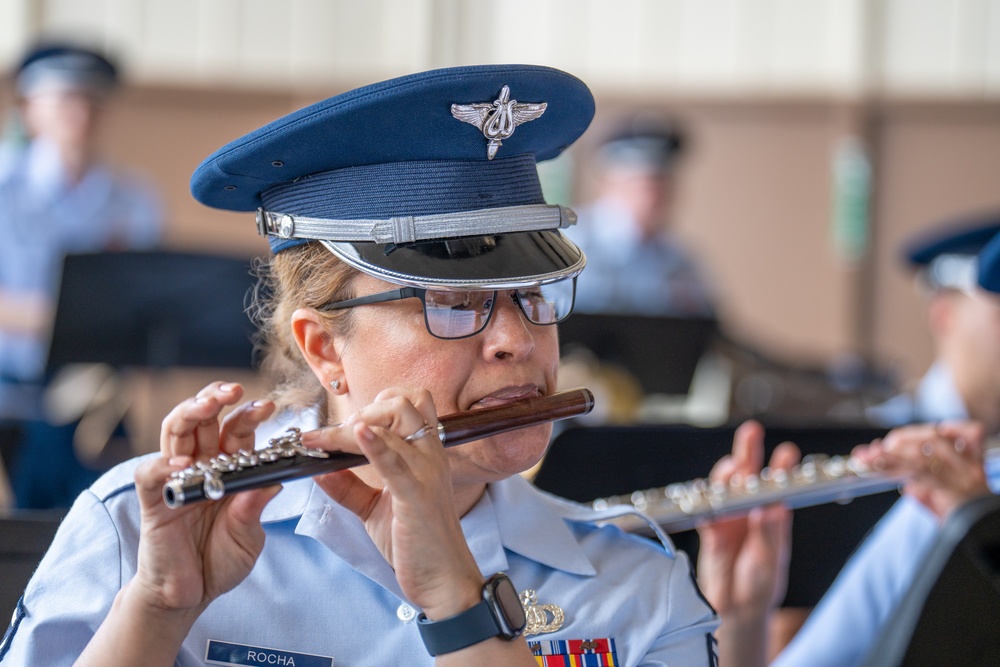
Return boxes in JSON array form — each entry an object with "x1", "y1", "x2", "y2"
[{"x1": 452, "y1": 430, "x2": 550, "y2": 482}]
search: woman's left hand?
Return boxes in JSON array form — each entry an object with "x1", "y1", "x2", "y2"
[
  {"x1": 696, "y1": 420, "x2": 799, "y2": 619},
  {"x1": 852, "y1": 421, "x2": 991, "y2": 519},
  {"x1": 696, "y1": 421, "x2": 799, "y2": 667},
  {"x1": 301, "y1": 388, "x2": 484, "y2": 620}
]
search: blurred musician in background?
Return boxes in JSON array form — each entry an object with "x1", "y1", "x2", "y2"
[
  {"x1": 566, "y1": 115, "x2": 716, "y2": 317},
  {"x1": 0, "y1": 41, "x2": 163, "y2": 508},
  {"x1": 867, "y1": 215, "x2": 1000, "y2": 431},
  {"x1": 1, "y1": 64, "x2": 794, "y2": 667},
  {"x1": 774, "y1": 218, "x2": 1000, "y2": 667}
]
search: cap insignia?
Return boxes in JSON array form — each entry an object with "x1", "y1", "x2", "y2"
[{"x1": 451, "y1": 85, "x2": 547, "y2": 160}]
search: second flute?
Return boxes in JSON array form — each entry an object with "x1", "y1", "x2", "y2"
[{"x1": 163, "y1": 387, "x2": 594, "y2": 509}]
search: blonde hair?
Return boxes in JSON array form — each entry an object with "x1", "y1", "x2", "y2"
[{"x1": 249, "y1": 242, "x2": 358, "y2": 414}]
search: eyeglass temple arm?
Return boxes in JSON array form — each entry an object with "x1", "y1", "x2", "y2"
[{"x1": 322, "y1": 287, "x2": 420, "y2": 311}]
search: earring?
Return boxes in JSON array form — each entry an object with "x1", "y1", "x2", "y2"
[{"x1": 330, "y1": 379, "x2": 341, "y2": 391}]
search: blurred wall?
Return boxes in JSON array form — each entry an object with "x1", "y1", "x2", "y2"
[{"x1": 2, "y1": 0, "x2": 1000, "y2": 404}]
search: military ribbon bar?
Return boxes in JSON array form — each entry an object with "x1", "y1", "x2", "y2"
[{"x1": 529, "y1": 637, "x2": 618, "y2": 666}]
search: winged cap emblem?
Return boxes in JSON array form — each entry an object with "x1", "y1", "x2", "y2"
[{"x1": 451, "y1": 85, "x2": 547, "y2": 159}]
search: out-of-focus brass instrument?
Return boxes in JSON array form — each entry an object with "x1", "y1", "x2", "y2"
[{"x1": 594, "y1": 454, "x2": 906, "y2": 534}]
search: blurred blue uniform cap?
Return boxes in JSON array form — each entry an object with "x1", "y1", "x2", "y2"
[
  {"x1": 597, "y1": 115, "x2": 685, "y2": 172},
  {"x1": 16, "y1": 42, "x2": 118, "y2": 97},
  {"x1": 902, "y1": 213, "x2": 1000, "y2": 291},
  {"x1": 191, "y1": 64, "x2": 594, "y2": 289},
  {"x1": 977, "y1": 231, "x2": 1000, "y2": 293}
]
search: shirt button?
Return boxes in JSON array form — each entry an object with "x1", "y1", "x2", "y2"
[{"x1": 397, "y1": 603, "x2": 417, "y2": 623}]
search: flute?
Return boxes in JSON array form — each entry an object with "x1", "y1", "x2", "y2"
[
  {"x1": 163, "y1": 387, "x2": 595, "y2": 509},
  {"x1": 594, "y1": 454, "x2": 907, "y2": 534}
]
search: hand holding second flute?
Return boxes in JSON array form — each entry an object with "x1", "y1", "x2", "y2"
[{"x1": 852, "y1": 421, "x2": 991, "y2": 519}]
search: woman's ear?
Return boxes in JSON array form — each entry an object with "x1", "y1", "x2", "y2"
[{"x1": 291, "y1": 308, "x2": 343, "y2": 386}]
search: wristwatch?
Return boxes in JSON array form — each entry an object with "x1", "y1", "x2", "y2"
[{"x1": 416, "y1": 572, "x2": 527, "y2": 656}]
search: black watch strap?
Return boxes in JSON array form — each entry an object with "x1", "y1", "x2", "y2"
[{"x1": 417, "y1": 600, "x2": 497, "y2": 656}]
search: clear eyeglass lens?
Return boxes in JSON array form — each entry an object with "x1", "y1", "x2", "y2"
[
  {"x1": 517, "y1": 279, "x2": 574, "y2": 324},
  {"x1": 422, "y1": 279, "x2": 574, "y2": 338},
  {"x1": 424, "y1": 290, "x2": 494, "y2": 338}
]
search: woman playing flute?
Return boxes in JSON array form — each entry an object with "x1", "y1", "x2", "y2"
[{"x1": 1, "y1": 65, "x2": 793, "y2": 666}]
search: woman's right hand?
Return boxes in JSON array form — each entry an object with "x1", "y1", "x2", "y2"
[
  {"x1": 77, "y1": 383, "x2": 282, "y2": 666},
  {"x1": 129, "y1": 382, "x2": 281, "y2": 614}
]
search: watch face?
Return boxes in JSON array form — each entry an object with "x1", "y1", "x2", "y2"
[{"x1": 485, "y1": 573, "x2": 527, "y2": 638}]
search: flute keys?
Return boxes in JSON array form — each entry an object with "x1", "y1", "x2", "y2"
[
  {"x1": 259, "y1": 449, "x2": 280, "y2": 463},
  {"x1": 237, "y1": 449, "x2": 259, "y2": 467},
  {"x1": 204, "y1": 475, "x2": 225, "y2": 501},
  {"x1": 214, "y1": 453, "x2": 238, "y2": 472},
  {"x1": 301, "y1": 447, "x2": 331, "y2": 459},
  {"x1": 630, "y1": 490, "x2": 648, "y2": 510},
  {"x1": 823, "y1": 456, "x2": 847, "y2": 479}
]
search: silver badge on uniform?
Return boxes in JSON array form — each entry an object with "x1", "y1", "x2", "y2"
[{"x1": 520, "y1": 589, "x2": 565, "y2": 637}]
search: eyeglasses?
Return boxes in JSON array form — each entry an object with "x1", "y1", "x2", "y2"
[{"x1": 321, "y1": 277, "x2": 576, "y2": 339}]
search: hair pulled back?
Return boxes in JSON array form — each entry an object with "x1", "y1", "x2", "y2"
[{"x1": 249, "y1": 242, "x2": 357, "y2": 414}]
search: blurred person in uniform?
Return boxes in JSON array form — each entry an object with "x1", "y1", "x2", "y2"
[
  {"x1": 566, "y1": 116, "x2": 715, "y2": 317},
  {"x1": 773, "y1": 214, "x2": 1000, "y2": 667},
  {"x1": 0, "y1": 41, "x2": 164, "y2": 509},
  {"x1": 866, "y1": 215, "x2": 1000, "y2": 431}
]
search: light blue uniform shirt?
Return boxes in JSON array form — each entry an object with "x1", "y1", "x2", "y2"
[
  {"x1": 0, "y1": 138, "x2": 162, "y2": 414},
  {"x1": 566, "y1": 200, "x2": 714, "y2": 317},
  {"x1": 866, "y1": 362, "x2": 969, "y2": 428},
  {"x1": 774, "y1": 363, "x2": 999, "y2": 667},
  {"x1": 2, "y1": 413, "x2": 720, "y2": 666}
]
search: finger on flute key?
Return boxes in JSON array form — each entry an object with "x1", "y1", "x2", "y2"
[
  {"x1": 219, "y1": 399, "x2": 276, "y2": 456},
  {"x1": 160, "y1": 383, "x2": 243, "y2": 459}
]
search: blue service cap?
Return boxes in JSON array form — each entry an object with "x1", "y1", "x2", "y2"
[
  {"x1": 902, "y1": 213, "x2": 1000, "y2": 291},
  {"x1": 977, "y1": 231, "x2": 1000, "y2": 293},
  {"x1": 190, "y1": 64, "x2": 594, "y2": 290},
  {"x1": 16, "y1": 42, "x2": 118, "y2": 97},
  {"x1": 597, "y1": 115, "x2": 686, "y2": 171}
]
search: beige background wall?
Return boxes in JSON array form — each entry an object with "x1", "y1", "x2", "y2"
[
  {"x1": 3, "y1": 0, "x2": 1000, "y2": 423},
  {"x1": 5, "y1": 84, "x2": 997, "y2": 393}
]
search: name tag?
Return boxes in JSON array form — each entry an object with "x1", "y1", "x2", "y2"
[
  {"x1": 529, "y1": 637, "x2": 618, "y2": 666},
  {"x1": 205, "y1": 640, "x2": 333, "y2": 667}
]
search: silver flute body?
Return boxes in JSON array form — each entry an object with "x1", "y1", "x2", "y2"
[
  {"x1": 595, "y1": 454, "x2": 907, "y2": 534},
  {"x1": 163, "y1": 388, "x2": 595, "y2": 509}
]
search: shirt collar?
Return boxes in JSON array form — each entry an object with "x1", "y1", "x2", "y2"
[
  {"x1": 485, "y1": 475, "x2": 598, "y2": 576},
  {"x1": 915, "y1": 361, "x2": 969, "y2": 422},
  {"x1": 588, "y1": 198, "x2": 643, "y2": 250},
  {"x1": 25, "y1": 137, "x2": 70, "y2": 198},
  {"x1": 24, "y1": 136, "x2": 112, "y2": 204}
]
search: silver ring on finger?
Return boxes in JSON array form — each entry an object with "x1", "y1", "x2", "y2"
[{"x1": 404, "y1": 421, "x2": 441, "y2": 443}]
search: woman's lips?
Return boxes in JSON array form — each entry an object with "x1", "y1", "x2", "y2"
[{"x1": 468, "y1": 385, "x2": 542, "y2": 409}]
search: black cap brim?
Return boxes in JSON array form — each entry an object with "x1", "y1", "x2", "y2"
[{"x1": 323, "y1": 229, "x2": 585, "y2": 289}]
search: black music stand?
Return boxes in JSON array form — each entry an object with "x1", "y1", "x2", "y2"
[
  {"x1": 0, "y1": 510, "x2": 64, "y2": 618},
  {"x1": 557, "y1": 313, "x2": 717, "y2": 395},
  {"x1": 46, "y1": 251, "x2": 259, "y2": 371},
  {"x1": 861, "y1": 494, "x2": 1000, "y2": 667},
  {"x1": 533, "y1": 423, "x2": 896, "y2": 607}
]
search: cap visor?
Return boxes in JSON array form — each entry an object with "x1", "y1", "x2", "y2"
[{"x1": 322, "y1": 230, "x2": 584, "y2": 289}]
